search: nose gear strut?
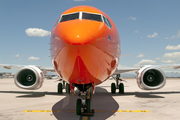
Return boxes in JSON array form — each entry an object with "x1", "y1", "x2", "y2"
[{"x1": 76, "y1": 88, "x2": 94, "y2": 116}]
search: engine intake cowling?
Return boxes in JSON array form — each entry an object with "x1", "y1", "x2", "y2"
[
  {"x1": 14, "y1": 66, "x2": 44, "y2": 90},
  {"x1": 136, "y1": 66, "x2": 166, "y2": 90}
]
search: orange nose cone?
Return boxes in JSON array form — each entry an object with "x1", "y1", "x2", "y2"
[{"x1": 63, "y1": 27, "x2": 95, "y2": 45}]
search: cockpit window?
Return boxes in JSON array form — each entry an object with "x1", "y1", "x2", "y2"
[
  {"x1": 60, "y1": 12, "x2": 79, "y2": 22},
  {"x1": 58, "y1": 12, "x2": 111, "y2": 29},
  {"x1": 103, "y1": 16, "x2": 112, "y2": 29},
  {"x1": 82, "y1": 12, "x2": 102, "y2": 22},
  {"x1": 103, "y1": 16, "x2": 109, "y2": 27},
  {"x1": 105, "y1": 18, "x2": 112, "y2": 29}
]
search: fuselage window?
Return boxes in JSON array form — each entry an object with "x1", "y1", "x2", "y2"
[
  {"x1": 82, "y1": 12, "x2": 102, "y2": 22},
  {"x1": 108, "y1": 35, "x2": 111, "y2": 41},
  {"x1": 60, "y1": 13, "x2": 79, "y2": 22},
  {"x1": 53, "y1": 34, "x2": 55, "y2": 40}
]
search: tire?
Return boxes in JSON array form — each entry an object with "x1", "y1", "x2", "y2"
[
  {"x1": 111, "y1": 83, "x2": 116, "y2": 94},
  {"x1": 87, "y1": 88, "x2": 92, "y2": 100},
  {"x1": 58, "y1": 83, "x2": 63, "y2": 94},
  {"x1": 119, "y1": 83, "x2": 124, "y2": 94},
  {"x1": 66, "y1": 83, "x2": 70, "y2": 93},
  {"x1": 76, "y1": 99, "x2": 82, "y2": 115},
  {"x1": 86, "y1": 99, "x2": 91, "y2": 113}
]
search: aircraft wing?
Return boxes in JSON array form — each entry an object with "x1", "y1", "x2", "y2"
[
  {"x1": 0, "y1": 64, "x2": 24, "y2": 69},
  {"x1": 113, "y1": 69, "x2": 139, "y2": 75},
  {"x1": 39, "y1": 67, "x2": 55, "y2": 72},
  {"x1": 158, "y1": 64, "x2": 180, "y2": 69},
  {"x1": 0, "y1": 64, "x2": 55, "y2": 73},
  {"x1": 113, "y1": 64, "x2": 180, "y2": 75}
]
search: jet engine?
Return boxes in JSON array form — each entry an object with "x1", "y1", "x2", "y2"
[
  {"x1": 14, "y1": 66, "x2": 44, "y2": 90},
  {"x1": 136, "y1": 66, "x2": 166, "y2": 90}
]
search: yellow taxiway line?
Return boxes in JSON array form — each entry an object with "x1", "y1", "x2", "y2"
[
  {"x1": 112, "y1": 110, "x2": 150, "y2": 113},
  {"x1": 23, "y1": 110, "x2": 61, "y2": 112},
  {"x1": 23, "y1": 110, "x2": 150, "y2": 113}
]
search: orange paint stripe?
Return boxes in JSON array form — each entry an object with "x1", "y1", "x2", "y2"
[
  {"x1": 65, "y1": 69, "x2": 70, "y2": 78},
  {"x1": 95, "y1": 69, "x2": 99, "y2": 78}
]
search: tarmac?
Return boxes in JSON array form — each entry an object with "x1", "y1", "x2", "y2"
[{"x1": 0, "y1": 78, "x2": 180, "y2": 120}]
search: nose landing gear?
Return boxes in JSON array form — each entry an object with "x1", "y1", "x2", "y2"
[{"x1": 76, "y1": 88, "x2": 94, "y2": 116}]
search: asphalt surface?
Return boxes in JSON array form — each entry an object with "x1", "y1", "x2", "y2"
[{"x1": 0, "y1": 78, "x2": 180, "y2": 120}]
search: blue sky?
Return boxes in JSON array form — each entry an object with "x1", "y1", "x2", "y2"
[{"x1": 0, "y1": 0, "x2": 180, "y2": 74}]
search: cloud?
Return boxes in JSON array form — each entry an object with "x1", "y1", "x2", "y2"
[
  {"x1": 137, "y1": 53, "x2": 144, "y2": 57},
  {"x1": 170, "y1": 36, "x2": 176, "y2": 39},
  {"x1": 0, "y1": 59, "x2": 2, "y2": 62},
  {"x1": 15, "y1": 54, "x2": 19, "y2": 57},
  {"x1": 166, "y1": 44, "x2": 180, "y2": 50},
  {"x1": 165, "y1": 30, "x2": 180, "y2": 39},
  {"x1": 28, "y1": 56, "x2": 40, "y2": 60},
  {"x1": 155, "y1": 57, "x2": 160, "y2": 60},
  {"x1": 25, "y1": 28, "x2": 51, "y2": 37},
  {"x1": 163, "y1": 52, "x2": 180, "y2": 59},
  {"x1": 165, "y1": 36, "x2": 176, "y2": 39},
  {"x1": 129, "y1": 16, "x2": 136, "y2": 20},
  {"x1": 134, "y1": 30, "x2": 139, "y2": 33},
  {"x1": 161, "y1": 60, "x2": 175, "y2": 64},
  {"x1": 137, "y1": 59, "x2": 157, "y2": 65},
  {"x1": 147, "y1": 32, "x2": 158, "y2": 38},
  {"x1": 140, "y1": 36, "x2": 143, "y2": 39},
  {"x1": 177, "y1": 30, "x2": 180, "y2": 38}
]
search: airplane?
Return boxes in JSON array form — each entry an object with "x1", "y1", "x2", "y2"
[{"x1": 0, "y1": 5, "x2": 180, "y2": 116}]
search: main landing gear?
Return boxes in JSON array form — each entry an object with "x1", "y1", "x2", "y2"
[
  {"x1": 76, "y1": 88, "x2": 94, "y2": 116},
  {"x1": 57, "y1": 80, "x2": 70, "y2": 94},
  {"x1": 111, "y1": 74, "x2": 124, "y2": 94}
]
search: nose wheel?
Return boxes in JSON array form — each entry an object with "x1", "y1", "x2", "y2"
[{"x1": 76, "y1": 99, "x2": 82, "y2": 115}]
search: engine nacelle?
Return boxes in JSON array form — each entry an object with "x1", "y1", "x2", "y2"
[
  {"x1": 14, "y1": 66, "x2": 44, "y2": 90},
  {"x1": 136, "y1": 65, "x2": 166, "y2": 90}
]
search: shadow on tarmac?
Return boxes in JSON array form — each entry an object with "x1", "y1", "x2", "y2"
[
  {"x1": 52, "y1": 87, "x2": 119, "y2": 120},
  {"x1": 0, "y1": 91, "x2": 64, "y2": 98}
]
